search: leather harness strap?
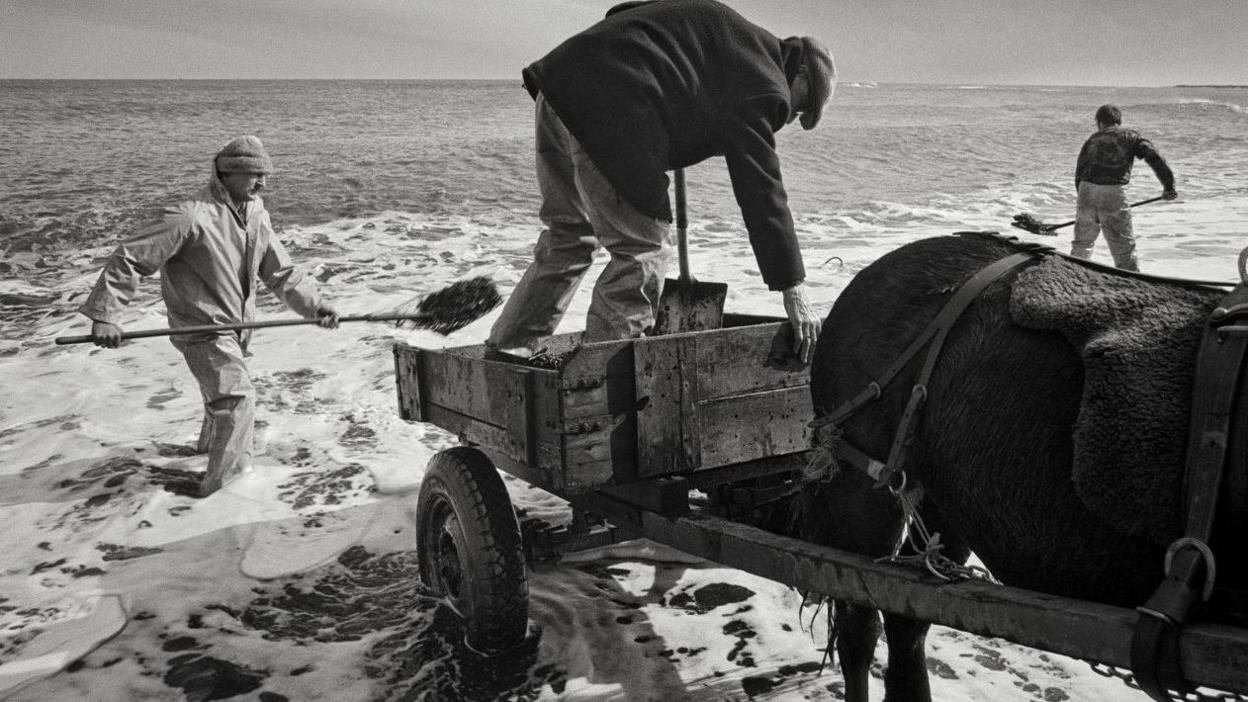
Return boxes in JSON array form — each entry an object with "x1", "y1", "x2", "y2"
[
  {"x1": 809, "y1": 235, "x2": 1247, "y2": 699},
  {"x1": 1130, "y1": 283, "x2": 1248, "y2": 701},
  {"x1": 808, "y1": 238, "x2": 1248, "y2": 694},
  {"x1": 818, "y1": 250, "x2": 1039, "y2": 487}
]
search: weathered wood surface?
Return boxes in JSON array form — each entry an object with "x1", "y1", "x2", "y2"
[
  {"x1": 699, "y1": 386, "x2": 812, "y2": 467},
  {"x1": 395, "y1": 346, "x2": 544, "y2": 468},
  {"x1": 635, "y1": 321, "x2": 812, "y2": 477},
  {"x1": 636, "y1": 333, "x2": 701, "y2": 475},
  {"x1": 394, "y1": 317, "x2": 812, "y2": 492}
]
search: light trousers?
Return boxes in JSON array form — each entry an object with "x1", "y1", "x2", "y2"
[
  {"x1": 177, "y1": 333, "x2": 255, "y2": 496},
  {"x1": 488, "y1": 94, "x2": 670, "y2": 351},
  {"x1": 1072, "y1": 181, "x2": 1138, "y2": 271}
]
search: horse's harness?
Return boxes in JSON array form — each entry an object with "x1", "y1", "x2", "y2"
[
  {"x1": 1131, "y1": 268, "x2": 1248, "y2": 702},
  {"x1": 810, "y1": 247, "x2": 1040, "y2": 492},
  {"x1": 809, "y1": 236, "x2": 1248, "y2": 701}
]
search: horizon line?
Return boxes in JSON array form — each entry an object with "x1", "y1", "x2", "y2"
[{"x1": 0, "y1": 77, "x2": 1236, "y2": 90}]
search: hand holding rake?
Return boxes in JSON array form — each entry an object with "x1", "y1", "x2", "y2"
[{"x1": 1010, "y1": 195, "x2": 1167, "y2": 235}]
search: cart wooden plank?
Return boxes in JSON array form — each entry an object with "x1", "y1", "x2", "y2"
[
  {"x1": 635, "y1": 322, "x2": 812, "y2": 478},
  {"x1": 395, "y1": 317, "x2": 812, "y2": 492},
  {"x1": 694, "y1": 323, "x2": 809, "y2": 399},
  {"x1": 561, "y1": 412, "x2": 632, "y2": 489},
  {"x1": 635, "y1": 334, "x2": 701, "y2": 476},
  {"x1": 698, "y1": 386, "x2": 811, "y2": 466},
  {"x1": 396, "y1": 347, "x2": 542, "y2": 467}
]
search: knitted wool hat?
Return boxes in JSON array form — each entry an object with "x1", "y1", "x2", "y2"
[{"x1": 215, "y1": 135, "x2": 273, "y2": 174}]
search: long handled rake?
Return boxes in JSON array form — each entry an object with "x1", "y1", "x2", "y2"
[
  {"x1": 55, "y1": 276, "x2": 501, "y2": 345},
  {"x1": 1011, "y1": 195, "x2": 1166, "y2": 235}
]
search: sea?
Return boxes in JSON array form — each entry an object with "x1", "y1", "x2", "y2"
[{"x1": 0, "y1": 80, "x2": 1246, "y2": 701}]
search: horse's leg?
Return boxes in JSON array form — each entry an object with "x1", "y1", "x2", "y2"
[
  {"x1": 880, "y1": 613, "x2": 932, "y2": 702},
  {"x1": 878, "y1": 501, "x2": 973, "y2": 702},
  {"x1": 796, "y1": 472, "x2": 908, "y2": 702},
  {"x1": 836, "y1": 600, "x2": 882, "y2": 702}
]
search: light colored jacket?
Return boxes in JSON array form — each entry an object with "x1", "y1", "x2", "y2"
[{"x1": 79, "y1": 164, "x2": 323, "y2": 349}]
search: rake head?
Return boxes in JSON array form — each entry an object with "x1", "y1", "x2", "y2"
[
  {"x1": 394, "y1": 277, "x2": 503, "y2": 334},
  {"x1": 1011, "y1": 213, "x2": 1056, "y2": 235}
]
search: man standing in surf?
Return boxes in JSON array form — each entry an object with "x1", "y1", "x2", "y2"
[
  {"x1": 77, "y1": 136, "x2": 339, "y2": 497},
  {"x1": 1072, "y1": 104, "x2": 1178, "y2": 271},
  {"x1": 486, "y1": 0, "x2": 835, "y2": 364}
]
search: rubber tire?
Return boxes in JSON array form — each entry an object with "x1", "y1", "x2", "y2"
[{"x1": 416, "y1": 446, "x2": 528, "y2": 653}]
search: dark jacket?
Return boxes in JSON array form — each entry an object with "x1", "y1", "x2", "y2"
[
  {"x1": 523, "y1": 0, "x2": 807, "y2": 290},
  {"x1": 1075, "y1": 125, "x2": 1175, "y2": 190}
]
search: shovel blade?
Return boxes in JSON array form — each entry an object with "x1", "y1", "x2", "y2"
[{"x1": 653, "y1": 279, "x2": 728, "y2": 335}]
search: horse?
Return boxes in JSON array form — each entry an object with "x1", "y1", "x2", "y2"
[{"x1": 795, "y1": 232, "x2": 1248, "y2": 702}]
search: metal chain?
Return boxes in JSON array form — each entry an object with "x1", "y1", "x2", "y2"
[
  {"x1": 800, "y1": 471, "x2": 1247, "y2": 701},
  {"x1": 1088, "y1": 662, "x2": 1248, "y2": 701},
  {"x1": 883, "y1": 480, "x2": 1246, "y2": 701}
]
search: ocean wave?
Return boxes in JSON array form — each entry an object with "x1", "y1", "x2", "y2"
[{"x1": 1177, "y1": 97, "x2": 1245, "y2": 114}]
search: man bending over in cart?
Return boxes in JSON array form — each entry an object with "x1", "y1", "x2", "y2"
[{"x1": 486, "y1": 0, "x2": 836, "y2": 364}]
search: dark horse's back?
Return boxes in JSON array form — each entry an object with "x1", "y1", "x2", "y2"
[{"x1": 805, "y1": 232, "x2": 1244, "y2": 609}]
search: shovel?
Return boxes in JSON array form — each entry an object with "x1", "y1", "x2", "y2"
[
  {"x1": 55, "y1": 277, "x2": 502, "y2": 344},
  {"x1": 652, "y1": 169, "x2": 728, "y2": 335},
  {"x1": 1011, "y1": 195, "x2": 1166, "y2": 235}
]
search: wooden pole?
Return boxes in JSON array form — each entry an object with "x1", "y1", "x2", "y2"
[{"x1": 577, "y1": 491, "x2": 1248, "y2": 695}]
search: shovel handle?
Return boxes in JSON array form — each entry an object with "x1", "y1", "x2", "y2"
[
  {"x1": 1029, "y1": 195, "x2": 1170, "y2": 234},
  {"x1": 674, "y1": 168, "x2": 691, "y2": 282},
  {"x1": 54, "y1": 313, "x2": 429, "y2": 345}
]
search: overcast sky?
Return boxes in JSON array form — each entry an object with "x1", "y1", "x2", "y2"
[{"x1": 3, "y1": 0, "x2": 1244, "y2": 86}]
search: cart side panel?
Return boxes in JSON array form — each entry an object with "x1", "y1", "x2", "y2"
[
  {"x1": 396, "y1": 343, "x2": 563, "y2": 471},
  {"x1": 394, "y1": 345, "x2": 424, "y2": 422},
  {"x1": 695, "y1": 322, "x2": 810, "y2": 399},
  {"x1": 556, "y1": 337, "x2": 641, "y2": 488},
  {"x1": 635, "y1": 322, "x2": 812, "y2": 478},
  {"x1": 635, "y1": 334, "x2": 700, "y2": 476},
  {"x1": 558, "y1": 336, "x2": 630, "y2": 379},
  {"x1": 721, "y1": 312, "x2": 784, "y2": 327},
  {"x1": 419, "y1": 351, "x2": 525, "y2": 438},
  {"x1": 698, "y1": 386, "x2": 813, "y2": 467},
  {"x1": 696, "y1": 323, "x2": 813, "y2": 467},
  {"x1": 419, "y1": 403, "x2": 517, "y2": 460},
  {"x1": 560, "y1": 412, "x2": 634, "y2": 490},
  {"x1": 558, "y1": 338, "x2": 637, "y2": 417},
  {"x1": 560, "y1": 383, "x2": 609, "y2": 419},
  {"x1": 528, "y1": 370, "x2": 561, "y2": 443}
]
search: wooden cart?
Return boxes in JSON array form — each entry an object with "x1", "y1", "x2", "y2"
[{"x1": 393, "y1": 316, "x2": 1248, "y2": 694}]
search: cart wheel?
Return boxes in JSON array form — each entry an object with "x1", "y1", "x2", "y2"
[{"x1": 416, "y1": 446, "x2": 528, "y2": 653}]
